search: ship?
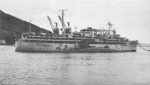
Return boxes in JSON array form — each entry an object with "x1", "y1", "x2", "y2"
[{"x1": 15, "y1": 10, "x2": 138, "y2": 53}]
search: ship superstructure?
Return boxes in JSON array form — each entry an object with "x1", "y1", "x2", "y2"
[{"x1": 15, "y1": 10, "x2": 138, "y2": 52}]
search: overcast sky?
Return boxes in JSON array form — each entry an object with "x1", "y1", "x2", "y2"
[{"x1": 0, "y1": 0, "x2": 150, "y2": 43}]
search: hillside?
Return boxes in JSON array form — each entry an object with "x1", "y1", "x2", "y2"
[{"x1": 0, "y1": 10, "x2": 51, "y2": 44}]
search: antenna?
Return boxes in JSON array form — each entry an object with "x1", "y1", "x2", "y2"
[
  {"x1": 29, "y1": 20, "x2": 31, "y2": 34},
  {"x1": 107, "y1": 0, "x2": 110, "y2": 22},
  {"x1": 0, "y1": 9, "x2": 1, "y2": 39}
]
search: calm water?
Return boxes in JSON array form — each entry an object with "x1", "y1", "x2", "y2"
[{"x1": 0, "y1": 46, "x2": 150, "y2": 85}]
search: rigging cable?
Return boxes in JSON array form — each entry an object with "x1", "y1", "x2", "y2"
[
  {"x1": 0, "y1": 46, "x2": 9, "y2": 51},
  {"x1": 0, "y1": 45, "x2": 13, "y2": 52},
  {"x1": 138, "y1": 43, "x2": 150, "y2": 51}
]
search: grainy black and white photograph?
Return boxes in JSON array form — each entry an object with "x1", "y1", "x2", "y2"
[{"x1": 0, "y1": 0, "x2": 150, "y2": 85}]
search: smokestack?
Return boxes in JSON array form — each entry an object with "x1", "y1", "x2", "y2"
[
  {"x1": 55, "y1": 22, "x2": 58, "y2": 28},
  {"x1": 67, "y1": 22, "x2": 70, "y2": 28}
]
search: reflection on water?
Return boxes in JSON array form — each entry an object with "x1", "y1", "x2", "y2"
[{"x1": 0, "y1": 46, "x2": 150, "y2": 85}]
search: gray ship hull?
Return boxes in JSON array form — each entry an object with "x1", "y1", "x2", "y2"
[{"x1": 15, "y1": 40, "x2": 138, "y2": 53}]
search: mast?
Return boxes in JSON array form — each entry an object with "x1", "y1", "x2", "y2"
[
  {"x1": 108, "y1": 21, "x2": 112, "y2": 34},
  {"x1": 104, "y1": 22, "x2": 112, "y2": 48},
  {"x1": 61, "y1": 9, "x2": 65, "y2": 29}
]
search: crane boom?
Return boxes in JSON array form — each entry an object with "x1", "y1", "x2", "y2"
[{"x1": 47, "y1": 16, "x2": 55, "y2": 31}]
